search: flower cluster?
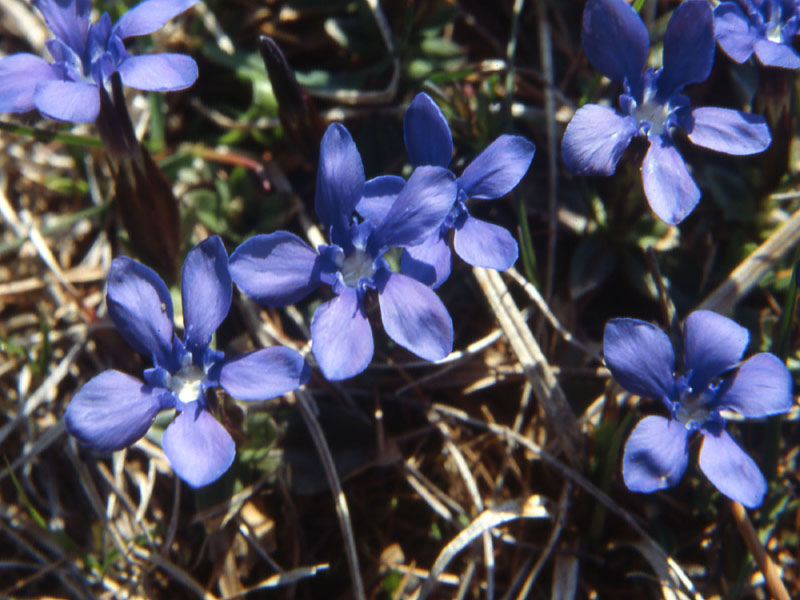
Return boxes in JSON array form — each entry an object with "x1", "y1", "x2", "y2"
[
  {"x1": 561, "y1": 0, "x2": 771, "y2": 225},
  {"x1": 0, "y1": 0, "x2": 198, "y2": 122},
  {"x1": 367, "y1": 92, "x2": 536, "y2": 289},
  {"x1": 65, "y1": 237, "x2": 310, "y2": 487},
  {"x1": 44, "y1": 0, "x2": 793, "y2": 514},
  {"x1": 604, "y1": 311, "x2": 793, "y2": 507},
  {"x1": 230, "y1": 123, "x2": 460, "y2": 381},
  {"x1": 716, "y1": 0, "x2": 800, "y2": 69}
]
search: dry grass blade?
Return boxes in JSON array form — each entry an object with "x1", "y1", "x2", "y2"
[
  {"x1": 294, "y1": 390, "x2": 366, "y2": 600},
  {"x1": 132, "y1": 546, "x2": 219, "y2": 600},
  {"x1": 472, "y1": 267, "x2": 584, "y2": 465},
  {"x1": 630, "y1": 541, "x2": 693, "y2": 600},
  {"x1": 699, "y1": 206, "x2": 800, "y2": 314},
  {"x1": 418, "y1": 495, "x2": 550, "y2": 600},
  {"x1": 431, "y1": 403, "x2": 704, "y2": 600},
  {"x1": 730, "y1": 501, "x2": 790, "y2": 600},
  {"x1": 219, "y1": 563, "x2": 330, "y2": 599}
]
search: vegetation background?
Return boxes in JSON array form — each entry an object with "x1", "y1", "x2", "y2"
[{"x1": 0, "y1": 0, "x2": 798, "y2": 598}]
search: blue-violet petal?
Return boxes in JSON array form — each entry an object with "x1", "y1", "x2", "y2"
[
  {"x1": 714, "y1": 353, "x2": 794, "y2": 418},
  {"x1": 377, "y1": 270, "x2": 453, "y2": 361},
  {"x1": 641, "y1": 135, "x2": 700, "y2": 225},
  {"x1": 229, "y1": 232, "x2": 321, "y2": 306},
  {"x1": 220, "y1": 347, "x2": 311, "y2": 401},
  {"x1": 403, "y1": 92, "x2": 453, "y2": 168},
  {"x1": 603, "y1": 318, "x2": 676, "y2": 402},
  {"x1": 106, "y1": 256, "x2": 175, "y2": 369},
  {"x1": 118, "y1": 53, "x2": 198, "y2": 91},
  {"x1": 458, "y1": 135, "x2": 535, "y2": 200},
  {"x1": 181, "y1": 235, "x2": 231, "y2": 351},
  {"x1": 113, "y1": 0, "x2": 199, "y2": 39},
  {"x1": 698, "y1": 429, "x2": 766, "y2": 507},
  {"x1": 561, "y1": 104, "x2": 637, "y2": 176},
  {"x1": 683, "y1": 310, "x2": 749, "y2": 390},
  {"x1": 453, "y1": 215, "x2": 518, "y2": 271},
  {"x1": 161, "y1": 403, "x2": 235, "y2": 488},
  {"x1": 622, "y1": 415, "x2": 690, "y2": 492},
  {"x1": 310, "y1": 287, "x2": 373, "y2": 380},
  {"x1": 65, "y1": 370, "x2": 165, "y2": 453}
]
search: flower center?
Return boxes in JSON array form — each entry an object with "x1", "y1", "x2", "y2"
[
  {"x1": 674, "y1": 385, "x2": 714, "y2": 431},
  {"x1": 341, "y1": 249, "x2": 376, "y2": 287},
  {"x1": 634, "y1": 99, "x2": 671, "y2": 137},
  {"x1": 167, "y1": 364, "x2": 205, "y2": 404}
]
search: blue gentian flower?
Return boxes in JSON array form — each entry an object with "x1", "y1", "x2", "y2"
[
  {"x1": 0, "y1": 0, "x2": 198, "y2": 122},
  {"x1": 561, "y1": 0, "x2": 772, "y2": 225},
  {"x1": 356, "y1": 92, "x2": 535, "y2": 289},
  {"x1": 229, "y1": 123, "x2": 458, "y2": 381},
  {"x1": 65, "y1": 236, "x2": 311, "y2": 488},
  {"x1": 603, "y1": 310, "x2": 793, "y2": 507},
  {"x1": 715, "y1": 0, "x2": 800, "y2": 69}
]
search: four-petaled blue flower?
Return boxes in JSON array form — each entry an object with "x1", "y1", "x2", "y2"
[
  {"x1": 356, "y1": 92, "x2": 534, "y2": 289},
  {"x1": 604, "y1": 310, "x2": 793, "y2": 507},
  {"x1": 0, "y1": 0, "x2": 199, "y2": 122},
  {"x1": 715, "y1": 0, "x2": 800, "y2": 69},
  {"x1": 561, "y1": 0, "x2": 772, "y2": 225},
  {"x1": 229, "y1": 123, "x2": 458, "y2": 381},
  {"x1": 65, "y1": 236, "x2": 311, "y2": 488}
]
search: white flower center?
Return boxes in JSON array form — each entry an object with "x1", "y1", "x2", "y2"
[
  {"x1": 341, "y1": 249, "x2": 375, "y2": 287},
  {"x1": 674, "y1": 387, "x2": 714, "y2": 430},
  {"x1": 634, "y1": 99, "x2": 671, "y2": 137},
  {"x1": 167, "y1": 365, "x2": 205, "y2": 404}
]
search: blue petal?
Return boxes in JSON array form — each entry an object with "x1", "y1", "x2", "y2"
[
  {"x1": 582, "y1": 0, "x2": 649, "y2": 94},
  {"x1": 403, "y1": 92, "x2": 453, "y2": 168},
  {"x1": 641, "y1": 135, "x2": 700, "y2": 225},
  {"x1": 356, "y1": 175, "x2": 405, "y2": 226},
  {"x1": 698, "y1": 429, "x2": 766, "y2": 507},
  {"x1": 0, "y1": 54, "x2": 59, "y2": 114},
  {"x1": 656, "y1": 0, "x2": 715, "y2": 100},
  {"x1": 684, "y1": 107, "x2": 770, "y2": 155},
  {"x1": 315, "y1": 123, "x2": 365, "y2": 244},
  {"x1": 561, "y1": 104, "x2": 637, "y2": 176},
  {"x1": 118, "y1": 53, "x2": 198, "y2": 91},
  {"x1": 453, "y1": 215, "x2": 517, "y2": 271},
  {"x1": 714, "y1": 2, "x2": 757, "y2": 64},
  {"x1": 714, "y1": 353, "x2": 794, "y2": 418},
  {"x1": 753, "y1": 38, "x2": 800, "y2": 69},
  {"x1": 401, "y1": 232, "x2": 452, "y2": 289},
  {"x1": 181, "y1": 236, "x2": 231, "y2": 352},
  {"x1": 229, "y1": 232, "x2": 321, "y2": 306},
  {"x1": 220, "y1": 347, "x2": 311, "y2": 400},
  {"x1": 310, "y1": 287, "x2": 373, "y2": 380},
  {"x1": 161, "y1": 403, "x2": 235, "y2": 488},
  {"x1": 368, "y1": 166, "x2": 457, "y2": 252},
  {"x1": 377, "y1": 271, "x2": 453, "y2": 361},
  {"x1": 683, "y1": 310, "x2": 749, "y2": 389},
  {"x1": 603, "y1": 318, "x2": 676, "y2": 403},
  {"x1": 113, "y1": 0, "x2": 199, "y2": 39},
  {"x1": 622, "y1": 415, "x2": 690, "y2": 493},
  {"x1": 457, "y1": 135, "x2": 535, "y2": 199},
  {"x1": 33, "y1": 79, "x2": 99, "y2": 122},
  {"x1": 33, "y1": 0, "x2": 91, "y2": 54},
  {"x1": 107, "y1": 256, "x2": 175, "y2": 370},
  {"x1": 65, "y1": 370, "x2": 166, "y2": 453},
  {"x1": 88, "y1": 12, "x2": 112, "y2": 59}
]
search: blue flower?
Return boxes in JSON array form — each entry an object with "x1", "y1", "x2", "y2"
[
  {"x1": 603, "y1": 310, "x2": 793, "y2": 507},
  {"x1": 715, "y1": 0, "x2": 800, "y2": 69},
  {"x1": 356, "y1": 92, "x2": 535, "y2": 289},
  {"x1": 229, "y1": 123, "x2": 458, "y2": 381},
  {"x1": 0, "y1": 0, "x2": 198, "y2": 122},
  {"x1": 65, "y1": 236, "x2": 311, "y2": 488},
  {"x1": 561, "y1": 0, "x2": 771, "y2": 225}
]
